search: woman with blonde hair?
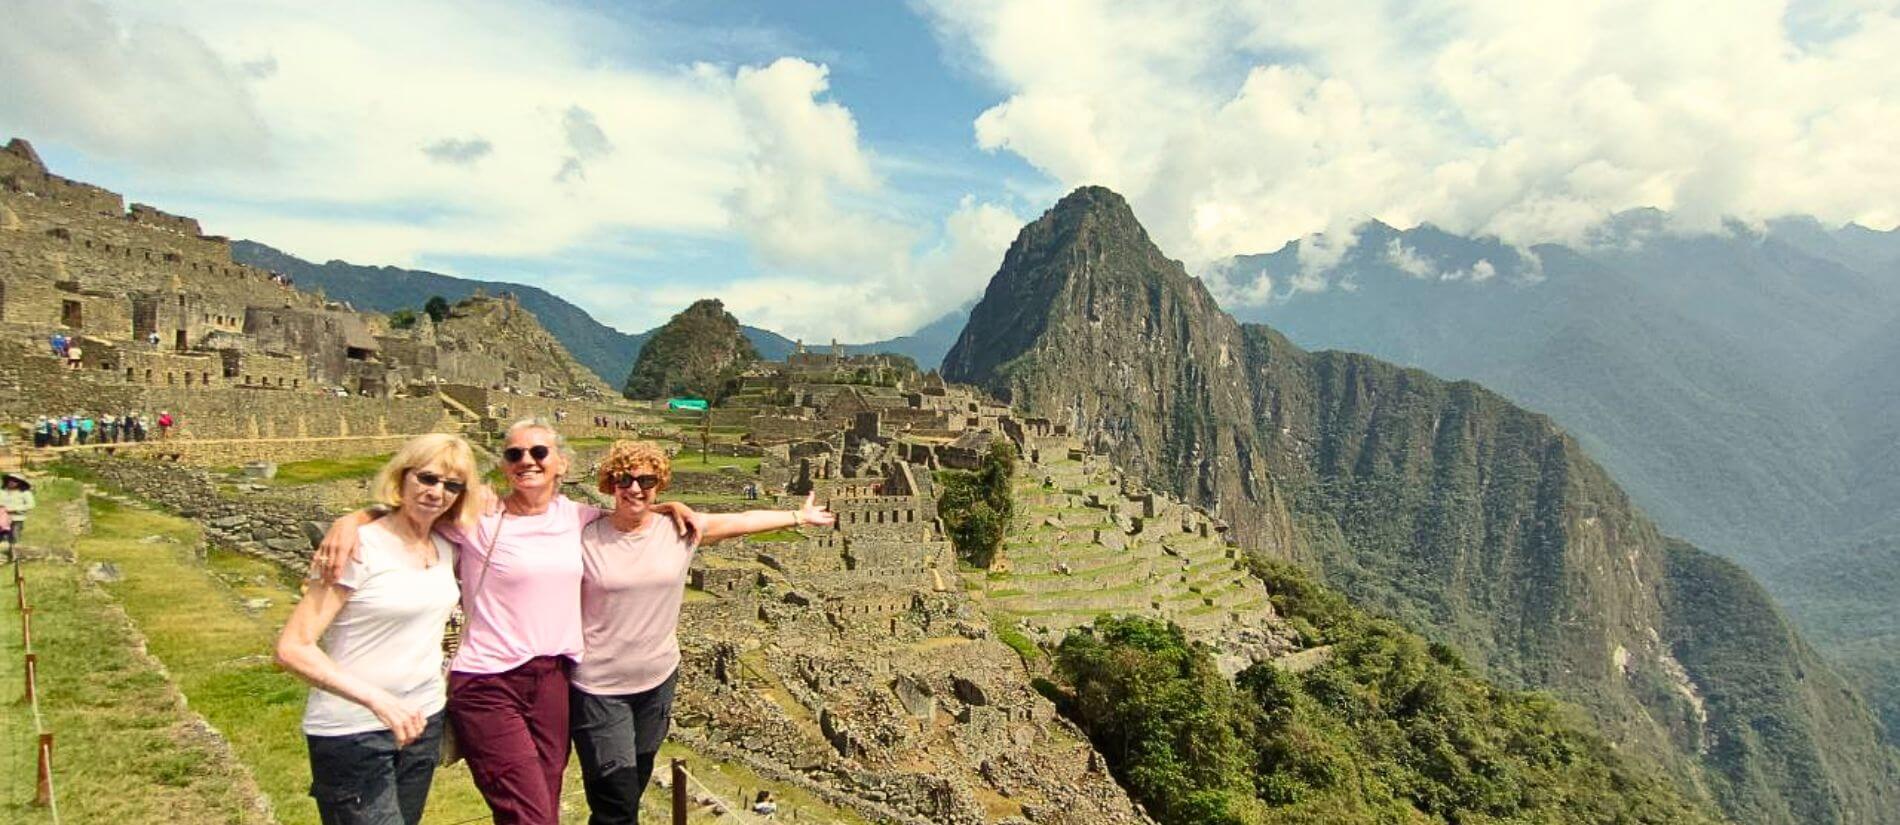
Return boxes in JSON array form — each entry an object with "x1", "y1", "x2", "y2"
[
  {"x1": 571, "y1": 439, "x2": 833, "y2": 824},
  {"x1": 313, "y1": 420, "x2": 698, "y2": 825},
  {"x1": 276, "y1": 433, "x2": 484, "y2": 825}
]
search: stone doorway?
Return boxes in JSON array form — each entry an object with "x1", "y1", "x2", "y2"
[{"x1": 61, "y1": 299, "x2": 82, "y2": 328}]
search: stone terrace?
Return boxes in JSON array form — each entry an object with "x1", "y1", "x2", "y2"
[{"x1": 979, "y1": 449, "x2": 1277, "y2": 645}]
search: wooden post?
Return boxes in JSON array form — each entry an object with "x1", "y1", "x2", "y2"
[
  {"x1": 33, "y1": 732, "x2": 53, "y2": 806},
  {"x1": 21, "y1": 606, "x2": 30, "y2": 649},
  {"x1": 671, "y1": 758, "x2": 688, "y2": 825},
  {"x1": 23, "y1": 652, "x2": 37, "y2": 703}
]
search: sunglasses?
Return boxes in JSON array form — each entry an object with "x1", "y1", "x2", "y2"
[
  {"x1": 502, "y1": 444, "x2": 552, "y2": 464},
  {"x1": 411, "y1": 470, "x2": 468, "y2": 495},
  {"x1": 611, "y1": 473, "x2": 663, "y2": 491}
]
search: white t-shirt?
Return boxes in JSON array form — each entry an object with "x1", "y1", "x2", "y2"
[{"x1": 302, "y1": 521, "x2": 460, "y2": 736}]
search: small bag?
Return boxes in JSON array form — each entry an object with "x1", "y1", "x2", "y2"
[{"x1": 440, "y1": 514, "x2": 504, "y2": 767}]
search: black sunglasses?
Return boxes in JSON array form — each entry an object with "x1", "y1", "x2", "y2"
[
  {"x1": 411, "y1": 470, "x2": 468, "y2": 495},
  {"x1": 612, "y1": 473, "x2": 663, "y2": 491},
  {"x1": 502, "y1": 445, "x2": 552, "y2": 464}
]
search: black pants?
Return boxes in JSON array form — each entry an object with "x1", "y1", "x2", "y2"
[
  {"x1": 306, "y1": 711, "x2": 445, "y2": 825},
  {"x1": 570, "y1": 670, "x2": 678, "y2": 825}
]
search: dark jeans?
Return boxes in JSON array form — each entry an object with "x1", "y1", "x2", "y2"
[
  {"x1": 570, "y1": 669, "x2": 679, "y2": 825},
  {"x1": 449, "y1": 656, "x2": 573, "y2": 825},
  {"x1": 306, "y1": 711, "x2": 445, "y2": 825}
]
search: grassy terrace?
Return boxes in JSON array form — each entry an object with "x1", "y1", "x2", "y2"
[
  {"x1": 58, "y1": 495, "x2": 491, "y2": 824},
  {"x1": 251, "y1": 453, "x2": 393, "y2": 485}
]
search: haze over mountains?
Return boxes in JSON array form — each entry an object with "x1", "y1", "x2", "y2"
[
  {"x1": 1204, "y1": 213, "x2": 1900, "y2": 736},
  {"x1": 944, "y1": 187, "x2": 1900, "y2": 824},
  {"x1": 230, "y1": 242, "x2": 963, "y2": 385}
]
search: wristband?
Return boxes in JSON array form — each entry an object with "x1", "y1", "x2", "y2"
[{"x1": 793, "y1": 510, "x2": 803, "y2": 527}]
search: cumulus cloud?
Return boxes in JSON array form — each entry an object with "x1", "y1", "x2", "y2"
[
  {"x1": 925, "y1": 0, "x2": 1900, "y2": 266},
  {"x1": 422, "y1": 137, "x2": 493, "y2": 165},
  {"x1": 3, "y1": 0, "x2": 1013, "y2": 340},
  {"x1": 0, "y1": 0, "x2": 270, "y2": 168}
]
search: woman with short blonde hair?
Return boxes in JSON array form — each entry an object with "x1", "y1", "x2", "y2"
[{"x1": 277, "y1": 433, "x2": 486, "y2": 825}]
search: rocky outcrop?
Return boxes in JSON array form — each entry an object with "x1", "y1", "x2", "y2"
[
  {"x1": 945, "y1": 186, "x2": 1900, "y2": 825},
  {"x1": 623, "y1": 298, "x2": 759, "y2": 402}
]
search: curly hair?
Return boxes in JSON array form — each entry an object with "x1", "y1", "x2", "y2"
[{"x1": 596, "y1": 439, "x2": 672, "y2": 494}]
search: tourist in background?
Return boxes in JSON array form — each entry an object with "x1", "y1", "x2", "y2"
[
  {"x1": 275, "y1": 433, "x2": 484, "y2": 825},
  {"x1": 157, "y1": 410, "x2": 173, "y2": 439},
  {"x1": 1, "y1": 475, "x2": 36, "y2": 562},
  {"x1": 315, "y1": 419, "x2": 699, "y2": 825},
  {"x1": 571, "y1": 439, "x2": 832, "y2": 824}
]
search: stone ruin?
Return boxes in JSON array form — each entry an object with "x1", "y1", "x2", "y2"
[{"x1": 0, "y1": 138, "x2": 643, "y2": 451}]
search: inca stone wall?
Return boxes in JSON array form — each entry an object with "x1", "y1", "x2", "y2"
[{"x1": 63, "y1": 453, "x2": 335, "y2": 570}]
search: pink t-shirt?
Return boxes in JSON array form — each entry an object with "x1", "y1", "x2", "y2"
[
  {"x1": 571, "y1": 515, "x2": 697, "y2": 695},
  {"x1": 439, "y1": 495, "x2": 604, "y2": 675}
]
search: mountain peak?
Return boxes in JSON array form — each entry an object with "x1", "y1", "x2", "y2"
[{"x1": 622, "y1": 296, "x2": 758, "y2": 401}]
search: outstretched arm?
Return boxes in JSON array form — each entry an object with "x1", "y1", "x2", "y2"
[{"x1": 697, "y1": 492, "x2": 836, "y2": 544}]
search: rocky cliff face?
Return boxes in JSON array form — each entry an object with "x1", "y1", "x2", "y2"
[
  {"x1": 429, "y1": 294, "x2": 615, "y2": 398},
  {"x1": 623, "y1": 298, "x2": 759, "y2": 401},
  {"x1": 945, "y1": 187, "x2": 1900, "y2": 825}
]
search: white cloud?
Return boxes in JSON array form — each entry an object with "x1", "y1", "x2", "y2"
[
  {"x1": 1, "y1": 0, "x2": 1015, "y2": 340},
  {"x1": 1386, "y1": 239, "x2": 1437, "y2": 279},
  {"x1": 925, "y1": 0, "x2": 1900, "y2": 264},
  {"x1": 0, "y1": 0, "x2": 270, "y2": 167},
  {"x1": 1202, "y1": 258, "x2": 1276, "y2": 308}
]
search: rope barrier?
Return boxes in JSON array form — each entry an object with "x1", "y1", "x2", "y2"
[{"x1": 14, "y1": 553, "x2": 61, "y2": 822}]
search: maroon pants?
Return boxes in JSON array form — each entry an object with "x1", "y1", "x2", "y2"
[{"x1": 448, "y1": 657, "x2": 573, "y2": 825}]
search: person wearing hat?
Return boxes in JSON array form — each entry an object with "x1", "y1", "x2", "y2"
[{"x1": 0, "y1": 474, "x2": 34, "y2": 559}]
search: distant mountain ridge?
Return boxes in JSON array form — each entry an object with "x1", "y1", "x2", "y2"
[
  {"x1": 1207, "y1": 212, "x2": 1900, "y2": 737},
  {"x1": 230, "y1": 242, "x2": 957, "y2": 383},
  {"x1": 945, "y1": 186, "x2": 1900, "y2": 825}
]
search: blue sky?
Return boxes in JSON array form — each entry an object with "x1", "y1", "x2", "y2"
[{"x1": 3, "y1": 0, "x2": 1896, "y2": 339}]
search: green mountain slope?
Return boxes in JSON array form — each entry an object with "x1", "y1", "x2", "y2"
[
  {"x1": 233, "y1": 241, "x2": 966, "y2": 381},
  {"x1": 945, "y1": 186, "x2": 1900, "y2": 825},
  {"x1": 621, "y1": 298, "x2": 758, "y2": 402},
  {"x1": 1212, "y1": 217, "x2": 1900, "y2": 744}
]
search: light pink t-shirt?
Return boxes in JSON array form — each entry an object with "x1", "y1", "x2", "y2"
[
  {"x1": 439, "y1": 495, "x2": 604, "y2": 675},
  {"x1": 571, "y1": 515, "x2": 697, "y2": 695}
]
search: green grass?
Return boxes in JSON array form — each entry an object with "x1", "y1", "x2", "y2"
[
  {"x1": 1, "y1": 557, "x2": 272, "y2": 824},
  {"x1": 990, "y1": 616, "x2": 1043, "y2": 664},
  {"x1": 69, "y1": 496, "x2": 491, "y2": 824},
  {"x1": 264, "y1": 453, "x2": 393, "y2": 485},
  {"x1": 666, "y1": 451, "x2": 762, "y2": 474},
  {"x1": 746, "y1": 528, "x2": 804, "y2": 543}
]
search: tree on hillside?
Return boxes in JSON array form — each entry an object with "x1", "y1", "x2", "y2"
[
  {"x1": 938, "y1": 441, "x2": 1017, "y2": 567},
  {"x1": 424, "y1": 295, "x2": 451, "y2": 323},
  {"x1": 389, "y1": 308, "x2": 418, "y2": 328}
]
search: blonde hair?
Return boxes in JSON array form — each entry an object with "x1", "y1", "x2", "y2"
[
  {"x1": 369, "y1": 433, "x2": 484, "y2": 528},
  {"x1": 596, "y1": 440, "x2": 672, "y2": 494}
]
